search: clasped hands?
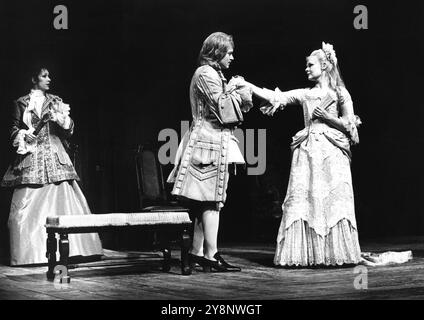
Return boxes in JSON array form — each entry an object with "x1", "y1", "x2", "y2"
[
  {"x1": 228, "y1": 75, "x2": 248, "y2": 89},
  {"x1": 311, "y1": 106, "x2": 330, "y2": 121},
  {"x1": 228, "y1": 76, "x2": 281, "y2": 117}
]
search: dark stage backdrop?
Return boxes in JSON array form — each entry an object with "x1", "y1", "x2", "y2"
[{"x1": 0, "y1": 0, "x2": 423, "y2": 256}]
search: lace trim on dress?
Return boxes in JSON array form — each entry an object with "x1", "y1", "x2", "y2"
[{"x1": 274, "y1": 218, "x2": 361, "y2": 266}]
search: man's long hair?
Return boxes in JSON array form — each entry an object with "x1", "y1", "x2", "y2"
[{"x1": 198, "y1": 32, "x2": 234, "y2": 69}]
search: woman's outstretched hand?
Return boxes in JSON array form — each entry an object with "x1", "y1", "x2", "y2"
[{"x1": 260, "y1": 102, "x2": 280, "y2": 116}]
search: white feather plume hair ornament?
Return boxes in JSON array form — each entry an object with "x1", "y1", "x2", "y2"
[{"x1": 321, "y1": 42, "x2": 337, "y2": 66}]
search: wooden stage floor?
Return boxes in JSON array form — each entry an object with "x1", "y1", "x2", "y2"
[{"x1": 1, "y1": 237, "x2": 424, "y2": 300}]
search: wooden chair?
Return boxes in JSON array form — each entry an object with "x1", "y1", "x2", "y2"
[
  {"x1": 134, "y1": 143, "x2": 192, "y2": 267},
  {"x1": 135, "y1": 143, "x2": 183, "y2": 210}
]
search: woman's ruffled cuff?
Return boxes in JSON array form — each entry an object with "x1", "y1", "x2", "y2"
[
  {"x1": 13, "y1": 129, "x2": 36, "y2": 155},
  {"x1": 274, "y1": 88, "x2": 285, "y2": 110},
  {"x1": 55, "y1": 114, "x2": 72, "y2": 129},
  {"x1": 51, "y1": 102, "x2": 72, "y2": 129},
  {"x1": 342, "y1": 115, "x2": 362, "y2": 145},
  {"x1": 262, "y1": 87, "x2": 283, "y2": 110}
]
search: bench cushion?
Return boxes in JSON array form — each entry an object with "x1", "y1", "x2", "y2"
[{"x1": 46, "y1": 212, "x2": 191, "y2": 229}]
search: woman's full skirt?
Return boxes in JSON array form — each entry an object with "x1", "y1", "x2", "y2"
[
  {"x1": 8, "y1": 180, "x2": 103, "y2": 266},
  {"x1": 274, "y1": 130, "x2": 361, "y2": 266}
]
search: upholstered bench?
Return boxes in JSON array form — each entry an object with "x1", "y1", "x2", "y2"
[{"x1": 45, "y1": 211, "x2": 192, "y2": 282}]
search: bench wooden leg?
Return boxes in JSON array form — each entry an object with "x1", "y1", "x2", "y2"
[
  {"x1": 46, "y1": 231, "x2": 57, "y2": 280},
  {"x1": 181, "y1": 228, "x2": 192, "y2": 275},
  {"x1": 162, "y1": 248, "x2": 171, "y2": 272},
  {"x1": 58, "y1": 233, "x2": 71, "y2": 283},
  {"x1": 158, "y1": 230, "x2": 172, "y2": 272}
]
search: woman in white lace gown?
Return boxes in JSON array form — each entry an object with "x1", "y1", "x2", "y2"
[{"x1": 244, "y1": 42, "x2": 362, "y2": 266}]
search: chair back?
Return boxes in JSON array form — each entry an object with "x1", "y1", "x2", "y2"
[{"x1": 135, "y1": 144, "x2": 168, "y2": 208}]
